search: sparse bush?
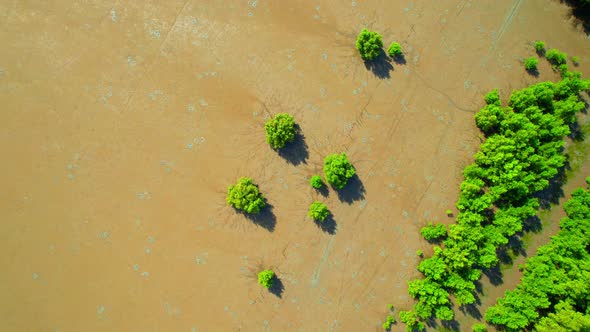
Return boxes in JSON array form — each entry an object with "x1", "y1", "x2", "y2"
[
  {"x1": 558, "y1": 63, "x2": 569, "y2": 77},
  {"x1": 226, "y1": 177, "x2": 266, "y2": 214},
  {"x1": 420, "y1": 222, "x2": 448, "y2": 241},
  {"x1": 308, "y1": 201, "x2": 330, "y2": 221},
  {"x1": 416, "y1": 250, "x2": 424, "y2": 257},
  {"x1": 571, "y1": 56, "x2": 580, "y2": 66},
  {"x1": 382, "y1": 315, "x2": 396, "y2": 330},
  {"x1": 258, "y1": 269, "x2": 275, "y2": 289},
  {"x1": 388, "y1": 304, "x2": 395, "y2": 311},
  {"x1": 546, "y1": 48, "x2": 567, "y2": 66},
  {"x1": 356, "y1": 28, "x2": 383, "y2": 61},
  {"x1": 324, "y1": 153, "x2": 356, "y2": 189},
  {"x1": 445, "y1": 209, "x2": 454, "y2": 217},
  {"x1": 524, "y1": 57, "x2": 538, "y2": 71},
  {"x1": 264, "y1": 113, "x2": 296, "y2": 149},
  {"x1": 534, "y1": 41, "x2": 545, "y2": 54},
  {"x1": 387, "y1": 42, "x2": 403, "y2": 58},
  {"x1": 310, "y1": 175, "x2": 324, "y2": 189},
  {"x1": 472, "y1": 323, "x2": 487, "y2": 332}
]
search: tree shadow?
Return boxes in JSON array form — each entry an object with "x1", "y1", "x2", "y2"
[
  {"x1": 363, "y1": 50, "x2": 393, "y2": 79},
  {"x1": 526, "y1": 67, "x2": 540, "y2": 77},
  {"x1": 313, "y1": 214, "x2": 337, "y2": 234},
  {"x1": 314, "y1": 185, "x2": 329, "y2": 197},
  {"x1": 522, "y1": 215, "x2": 542, "y2": 233},
  {"x1": 569, "y1": 120, "x2": 586, "y2": 141},
  {"x1": 460, "y1": 302, "x2": 483, "y2": 320},
  {"x1": 336, "y1": 174, "x2": 366, "y2": 204},
  {"x1": 277, "y1": 125, "x2": 309, "y2": 165},
  {"x1": 392, "y1": 54, "x2": 407, "y2": 65},
  {"x1": 441, "y1": 319, "x2": 461, "y2": 331},
  {"x1": 562, "y1": 0, "x2": 590, "y2": 34},
  {"x1": 269, "y1": 275, "x2": 284, "y2": 298},
  {"x1": 534, "y1": 165, "x2": 567, "y2": 209},
  {"x1": 241, "y1": 204, "x2": 277, "y2": 232},
  {"x1": 482, "y1": 264, "x2": 504, "y2": 286}
]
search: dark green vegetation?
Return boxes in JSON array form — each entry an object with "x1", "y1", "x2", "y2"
[
  {"x1": 264, "y1": 113, "x2": 296, "y2": 150},
  {"x1": 485, "y1": 183, "x2": 590, "y2": 331},
  {"x1": 257, "y1": 269, "x2": 275, "y2": 289},
  {"x1": 534, "y1": 41, "x2": 546, "y2": 54},
  {"x1": 308, "y1": 201, "x2": 330, "y2": 221},
  {"x1": 226, "y1": 177, "x2": 266, "y2": 214},
  {"x1": 387, "y1": 42, "x2": 403, "y2": 58},
  {"x1": 420, "y1": 222, "x2": 448, "y2": 242},
  {"x1": 400, "y1": 71, "x2": 590, "y2": 330},
  {"x1": 310, "y1": 175, "x2": 324, "y2": 189},
  {"x1": 324, "y1": 153, "x2": 356, "y2": 189},
  {"x1": 524, "y1": 57, "x2": 538, "y2": 71},
  {"x1": 356, "y1": 28, "x2": 383, "y2": 61}
]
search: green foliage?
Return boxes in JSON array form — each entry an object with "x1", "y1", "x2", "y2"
[
  {"x1": 472, "y1": 323, "x2": 487, "y2": 332},
  {"x1": 416, "y1": 249, "x2": 423, "y2": 257},
  {"x1": 308, "y1": 201, "x2": 330, "y2": 221},
  {"x1": 484, "y1": 89, "x2": 501, "y2": 106},
  {"x1": 534, "y1": 41, "x2": 545, "y2": 54},
  {"x1": 388, "y1": 304, "x2": 394, "y2": 311},
  {"x1": 387, "y1": 42, "x2": 403, "y2": 58},
  {"x1": 258, "y1": 269, "x2": 275, "y2": 289},
  {"x1": 485, "y1": 184, "x2": 590, "y2": 330},
  {"x1": 382, "y1": 315, "x2": 396, "y2": 330},
  {"x1": 226, "y1": 177, "x2": 266, "y2": 214},
  {"x1": 420, "y1": 222, "x2": 448, "y2": 241},
  {"x1": 356, "y1": 28, "x2": 383, "y2": 61},
  {"x1": 525, "y1": 57, "x2": 538, "y2": 71},
  {"x1": 310, "y1": 175, "x2": 324, "y2": 189},
  {"x1": 264, "y1": 113, "x2": 296, "y2": 149},
  {"x1": 445, "y1": 209, "x2": 453, "y2": 217},
  {"x1": 402, "y1": 74, "x2": 589, "y2": 330},
  {"x1": 546, "y1": 48, "x2": 567, "y2": 66},
  {"x1": 323, "y1": 153, "x2": 356, "y2": 189},
  {"x1": 399, "y1": 311, "x2": 425, "y2": 332}
]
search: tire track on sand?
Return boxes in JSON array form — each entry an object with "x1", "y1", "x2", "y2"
[{"x1": 491, "y1": 0, "x2": 524, "y2": 51}]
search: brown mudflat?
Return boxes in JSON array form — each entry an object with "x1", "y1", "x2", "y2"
[{"x1": 1, "y1": 1, "x2": 588, "y2": 331}]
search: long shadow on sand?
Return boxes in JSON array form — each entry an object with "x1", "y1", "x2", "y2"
[
  {"x1": 313, "y1": 214, "x2": 337, "y2": 235},
  {"x1": 336, "y1": 174, "x2": 366, "y2": 204},
  {"x1": 277, "y1": 125, "x2": 309, "y2": 165},
  {"x1": 363, "y1": 51, "x2": 393, "y2": 79},
  {"x1": 239, "y1": 204, "x2": 277, "y2": 232},
  {"x1": 269, "y1": 276, "x2": 284, "y2": 298}
]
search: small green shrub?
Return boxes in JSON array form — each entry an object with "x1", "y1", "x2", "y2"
[
  {"x1": 382, "y1": 315, "x2": 396, "y2": 330},
  {"x1": 264, "y1": 113, "x2": 296, "y2": 149},
  {"x1": 226, "y1": 177, "x2": 266, "y2": 214},
  {"x1": 445, "y1": 209, "x2": 453, "y2": 217},
  {"x1": 310, "y1": 175, "x2": 324, "y2": 189},
  {"x1": 356, "y1": 28, "x2": 383, "y2": 61},
  {"x1": 258, "y1": 269, "x2": 275, "y2": 289},
  {"x1": 586, "y1": 176, "x2": 590, "y2": 185},
  {"x1": 524, "y1": 57, "x2": 538, "y2": 71},
  {"x1": 546, "y1": 48, "x2": 567, "y2": 66},
  {"x1": 483, "y1": 89, "x2": 500, "y2": 106},
  {"x1": 416, "y1": 250, "x2": 424, "y2": 257},
  {"x1": 472, "y1": 323, "x2": 487, "y2": 332},
  {"x1": 420, "y1": 222, "x2": 448, "y2": 241},
  {"x1": 388, "y1": 304, "x2": 395, "y2": 311},
  {"x1": 324, "y1": 153, "x2": 356, "y2": 189},
  {"x1": 308, "y1": 201, "x2": 330, "y2": 221},
  {"x1": 558, "y1": 63, "x2": 569, "y2": 77},
  {"x1": 534, "y1": 41, "x2": 545, "y2": 54},
  {"x1": 571, "y1": 56, "x2": 580, "y2": 65},
  {"x1": 399, "y1": 311, "x2": 425, "y2": 331},
  {"x1": 387, "y1": 42, "x2": 403, "y2": 58}
]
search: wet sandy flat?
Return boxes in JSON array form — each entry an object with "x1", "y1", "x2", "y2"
[{"x1": 1, "y1": 1, "x2": 589, "y2": 331}]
